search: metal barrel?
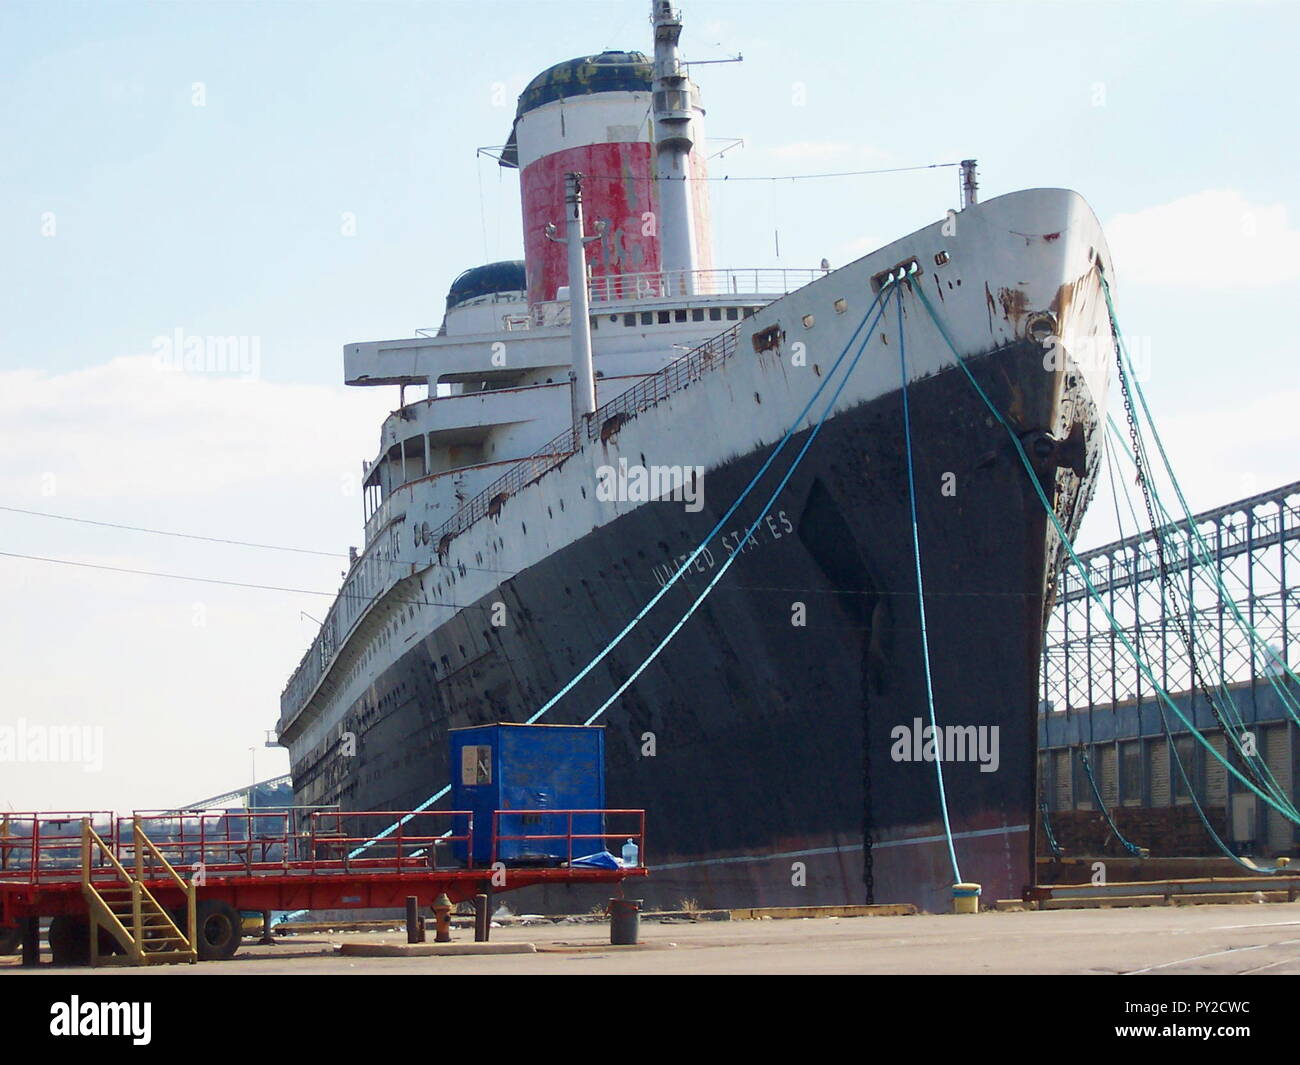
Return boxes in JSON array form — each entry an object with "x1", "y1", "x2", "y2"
[{"x1": 608, "y1": 898, "x2": 642, "y2": 945}]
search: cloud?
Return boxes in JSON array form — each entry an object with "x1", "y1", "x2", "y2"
[
  {"x1": 1105, "y1": 190, "x2": 1300, "y2": 288},
  {"x1": 0, "y1": 355, "x2": 394, "y2": 500},
  {"x1": 0, "y1": 355, "x2": 399, "y2": 810},
  {"x1": 1079, "y1": 386, "x2": 1300, "y2": 550}
]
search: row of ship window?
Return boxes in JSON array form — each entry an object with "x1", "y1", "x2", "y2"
[{"x1": 593, "y1": 306, "x2": 760, "y2": 329}]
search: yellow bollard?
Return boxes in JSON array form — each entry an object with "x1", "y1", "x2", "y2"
[{"x1": 952, "y1": 882, "x2": 981, "y2": 914}]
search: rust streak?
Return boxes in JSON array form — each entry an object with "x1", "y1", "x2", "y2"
[{"x1": 997, "y1": 286, "x2": 1030, "y2": 328}]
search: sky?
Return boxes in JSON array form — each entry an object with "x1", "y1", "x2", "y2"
[{"x1": 1, "y1": 0, "x2": 1298, "y2": 812}]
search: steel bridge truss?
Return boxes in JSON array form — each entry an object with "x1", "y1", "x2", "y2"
[{"x1": 1043, "y1": 481, "x2": 1300, "y2": 713}]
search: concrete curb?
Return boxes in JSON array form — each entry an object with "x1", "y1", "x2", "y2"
[
  {"x1": 729, "y1": 903, "x2": 918, "y2": 920},
  {"x1": 337, "y1": 941, "x2": 537, "y2": 957}
]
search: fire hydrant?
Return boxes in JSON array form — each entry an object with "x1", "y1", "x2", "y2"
[{"x1": 432, "y1": 892, "x2": 453, "y2": 943}]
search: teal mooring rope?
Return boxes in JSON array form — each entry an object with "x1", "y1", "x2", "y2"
[{"x1": 893, "y1": 280, "x2": 962, "y2": 884}]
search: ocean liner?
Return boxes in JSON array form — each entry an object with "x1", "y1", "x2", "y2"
[{"x1": 276, "y1": 2, "x2": 1113, "y2": 913}]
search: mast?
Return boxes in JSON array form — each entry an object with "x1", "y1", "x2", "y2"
[
  {"x1": 651, "y1": 1, "x2": 699, "y2": 296},
  {"x1": 550, "y1": 172, "x2": 601, "y2": 430}
]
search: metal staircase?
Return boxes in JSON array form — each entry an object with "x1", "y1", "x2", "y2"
[{"x1": 81, "y1": 817, "x2": 197, "y2": 966}]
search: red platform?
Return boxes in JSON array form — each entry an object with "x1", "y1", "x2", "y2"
[{"x1": 0, "y1": 807, "x2": 647, "y2": 925}]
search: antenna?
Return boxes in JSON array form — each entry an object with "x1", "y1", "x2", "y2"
[{"x1": 683, "y1": 54, "x2": 743, "y2": 66}]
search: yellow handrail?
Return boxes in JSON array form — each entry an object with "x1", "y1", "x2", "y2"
[
  {"x1": 79, "y1": 817, "x2": 196, "y2": 965},
  {"x1": 81, "y1": 818, "x2": 133, "y2": 885},
  {"x1": 132, "y1": 816, "x2": 197, "y2": 952}
]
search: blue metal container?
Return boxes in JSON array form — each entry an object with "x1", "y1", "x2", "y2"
[{"x1": 449, "y1": 724, "x2": 605, "y2": 866}]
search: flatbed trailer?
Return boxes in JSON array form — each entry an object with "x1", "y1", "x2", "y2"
[{"x1": 0, "y1": 807, "x2": 646, "y2": 965}]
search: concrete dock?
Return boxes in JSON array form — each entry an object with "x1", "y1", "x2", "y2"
[{"x1": 8, "y1": 901, "x2": 1300, "y2": 975}]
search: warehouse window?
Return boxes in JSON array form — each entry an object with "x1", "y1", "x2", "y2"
[
  {"x1": 1121, "y1": 741, "x2": 1142, "y2": 806},
  {"x1": 1073, "y1": 747, "x2": 1092, "y2": 809},
  {"x1": 1173, "y1": 735, "x2": 1198, "y2": 804}
]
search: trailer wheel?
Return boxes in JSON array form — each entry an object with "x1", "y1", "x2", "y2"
[
  {"x1": 195, "y1": 899, "x2": 241, "y2": 961},
  {"x1": 0, "y1": 924, "x2": 20, "y2": 956},
  {"x1": 48, "y1": 916, "x2": 122, "y2": 965},
  {"x1": 48, "y1": 915, "x2": 90, "y2": 966}
]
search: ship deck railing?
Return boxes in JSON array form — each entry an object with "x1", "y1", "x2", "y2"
[
  {"x1": 587, "y1": 266, "x2": 823, "y2": 302},
  {"x1": 412, "y1": 266, "x2": 823, "y2": 334},
  {"x1": 431, "y1": 320, "x2": 740, "y2": 549}
]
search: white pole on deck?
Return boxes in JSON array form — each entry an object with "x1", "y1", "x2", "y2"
[{"x1": 547, "y1": 172, "x2": 603, "y2": 433}]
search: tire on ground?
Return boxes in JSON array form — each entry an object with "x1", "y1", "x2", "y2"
[
  {"x1": 48, "y1": 916, "x2": 123, "y2": 965},
  {"x1": 0, "y1": 924, "x2": 21, "y2": 956},
  {"x1": 48, "y1": 915, "x2": 90, "y2": 966},
  {"x1": 195, "y1": 899, "x2": 242, "y2": 961}
]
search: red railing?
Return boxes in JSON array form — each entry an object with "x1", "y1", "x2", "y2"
[
  {"x1": 491, "y1": 809, "x2": 645, "y2": 867},
  {"x1": 2, "y1": 807, "x2": 647, "y2": 885},
  {"x1": 118, "y1": 808, "x2": 327, "y2": 881},
  {"x1": 0, "y1": 812, "x2": 117, "y2": 885},
  {"x1": 123, "y1": 809, "x2": 474, "y2": 878},
  {"x1": 2, "y1": 809, "x2": 473, "y2": 884},
  {"x1": 297, "y1": 810, "x2": 473, "y2": 874}
]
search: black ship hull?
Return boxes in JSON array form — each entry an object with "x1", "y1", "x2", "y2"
[{"x1": 289, "y1": 338, "x2": 1097, "y2": 914}]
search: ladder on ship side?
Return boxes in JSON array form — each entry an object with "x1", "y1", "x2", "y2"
[{"x1": 81, "y1": 817, "x2": 197, "y2": 966}]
